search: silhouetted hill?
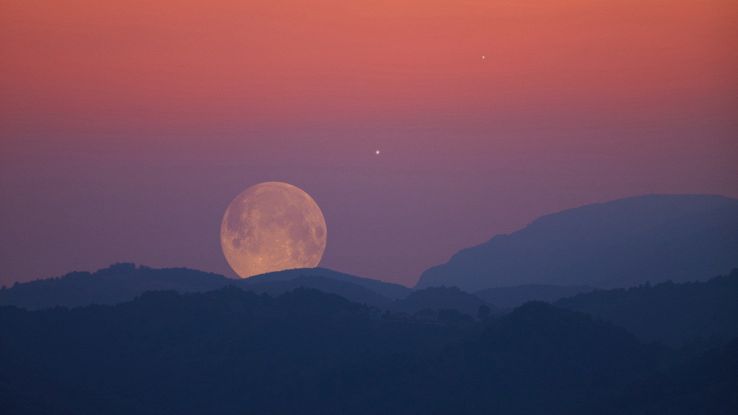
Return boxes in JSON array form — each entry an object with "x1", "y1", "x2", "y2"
[
  {"x1": 423, "y1": 302, "x2": 660, "y2": 414},
  {"x1": 612, "y1": 338, "x2": 738, "y2": 414},
  {"x1": 242, "y1": 275, "x2": 392, "y2": 307},
  {"x1": 418, "y1": 194, "x2": 738, "y2": 290},
  {"x1": 0, "y1": 264, "x2": 407, "y2": 310},
  {"x1": 243, "y1": 267, "x2": 411, "y2": 299},
  {"x1": 556, "y1": 269, "x2": 738, "y2": 347},
  {"x1": 1, "y1": 288, "x2": 734, "y2": 414},
  {"x1": 0, "y1": 288, "x2": 462, "y2": 415},
  {"x1": 475, "y1": 284, "x2": 594, "y2": 309},
  {"x1": 0, "y1": 263, "x2": 231, "y2": 309},
  {"x1": 390, "y1": 286, "x2": 495, "y2": 317}
]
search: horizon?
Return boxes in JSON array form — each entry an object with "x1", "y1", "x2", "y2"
[{"x1": 3, "y1": 191, "x2": 736, "y2": 288}]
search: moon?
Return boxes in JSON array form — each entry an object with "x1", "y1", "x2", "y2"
[{"x1": 220, "y1": 181, "x2": 327, "y2": 278}]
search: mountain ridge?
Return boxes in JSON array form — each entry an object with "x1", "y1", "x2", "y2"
[
  {"x1": 2, "y1": 286, "x2": 734, "y2": 414},
  {"x1": 0, "y1": 264, "x2": 408, "y2": 310},
  {"x1": 417, "y1": 194, "x2": 738, "y2": 290},
  {"x1": 555, "y1": 268, "x2": 738, "y2": 347}
]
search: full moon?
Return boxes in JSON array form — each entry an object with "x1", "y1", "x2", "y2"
[{"x1": 220, "y1": 182, "x2": 327, "y2": 278}]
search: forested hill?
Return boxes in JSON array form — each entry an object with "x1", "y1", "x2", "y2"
[
  {"x1": 556, "y1": 269, "x2": 738, "y2": 347},
  {"x1": 1, "y1": 287, "x2": 735, "y2": 414}
]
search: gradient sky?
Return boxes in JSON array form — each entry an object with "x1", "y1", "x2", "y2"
[{"x1": 1, "y1": 0, "x2": 737, "y2": 287}]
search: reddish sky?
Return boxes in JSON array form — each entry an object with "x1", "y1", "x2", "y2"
[{"x1": 1, "y1": 0, "x2": 737, "y2": 286}]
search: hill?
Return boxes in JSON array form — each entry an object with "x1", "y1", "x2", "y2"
[
  {"x1": 612, "y1": 338, "x2": 738, "y2": 414},
  {"x1": 0, "y1": 264, "x2": 408, "y2": 310},
  {"x1": 243, "y1": 267, "x2": 410, "y2": 299},
  {"x1": 418, "y1": 194, "x2": 738, "y2": 290},
  {"x1": 242, "y1": 274, "x2": 392, "y2": 307},
  {"x1": 0, "y1": 288, "x2": 464, "y2": 415},
  {"x1": 475, "y1": 284, "x2": 594, "y2": 309},
  {"x1": 556, "y1": 269, "x2": 738, "y2": 347},
  {"x1": 390, "y1": 286, "x2": 495, "y2": 317},
  {"x1": 0, "y1": 263, "x2": 230, "y2": 309},
  {"x1": 4, "y1": 288, "x2": 732, "y2": 414}
]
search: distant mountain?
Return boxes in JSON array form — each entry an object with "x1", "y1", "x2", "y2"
[
  {"x1": 418, "y1": 194, "x2": 738, "y2": 291},
  {"x1": 390, "y1": 286, "x2": 495, "y2": 317},
  {"x1": 243, "y1": 275, "x2": 392, "y2": 307},
  {"x1": 0, "y1": 264, "x2": 408, "y2": 310},
  {"x1": 0, "y1": 263, "x2": 231, "y2": 309},
  {"x1": 556, "y1": 269, "x2": 738, "y2": 347},
  {"x1": 475, "y1": 284, "x2": 594, "y2": 309},
  {"x1": 5, "y1": 288, "x2": 728, "y2": 415},
  {"x1": 243, "y1": 267, "x2": 411, "y2": 299}
]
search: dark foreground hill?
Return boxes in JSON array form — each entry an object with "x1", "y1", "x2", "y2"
[
  {"x1": 390, "y1": 286, "x2": 495, "y2": 317},
  {"x1": 0, "y1": 288, "x2": 735, "y2": 415},
  {"x1": 0, "y1": 264, "x2": 409, "y2": 310},
  {"x1": 243, "y1": 274, "x2": 392, "y2": 307},
  {"x1": 475, "y1": 284, "x2": 594, "y2": 309},
  {"x1": 418, "y1": 194, "x2": 738, "y2": 291},
  {"x1": 556, "y1": 269, "x2": 738, "y2": 348}
]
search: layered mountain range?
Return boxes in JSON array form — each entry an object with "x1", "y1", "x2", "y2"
[{"x1": 3, "y1": 194, "x2": 737, "y2": 414}]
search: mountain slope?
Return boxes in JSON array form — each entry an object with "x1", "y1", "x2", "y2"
[
  {"x1": 475, "y1": 284, "x2": 594, "y2": 309},
  {"x1": 0, "y1": 288, "x2": 466, "y2": 415},
  {"x1": 243, "y1": 267, "x2": 410, "y2": 299},
  {"x1": 242, "y1": 275, "x2": 392, "y2": 307},
  {"x1": 556, "y1": 269, "x2": 738, "y2": 347},
  {"x1": 612, "y1": 339, "x2": 738, "y2": 414},
  {"x1": 0, "y1": 264, "x2": 407, "y2": 309},
  {"x1": 0, "y1": 263, "x2": 231, "y2": 309},
  {"x1": 423, "y1": 302, "x2": 660, "y2": 414},
  {"x1": 390, "y1": 286, "x2": 494, "y2": 317},
  {"x1": 1, "y1": 288, "x2": 712, "y2": 415},
  {"x1": 418, "y1": 194, "x2": 738, "y2": 290}
]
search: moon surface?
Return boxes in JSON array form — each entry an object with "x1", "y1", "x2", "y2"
[{"x1": 220, "y1": 182, "x2": 327, "y2": 278}]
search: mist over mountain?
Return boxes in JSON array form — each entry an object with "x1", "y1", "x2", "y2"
[
  {"x1": 418, "y1": 194, "x2": 738, "y2": 291},
  {"x1": 3, "y1": 287, "x2": 734, "y2": 414}
]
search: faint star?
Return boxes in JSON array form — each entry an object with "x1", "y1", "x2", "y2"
[{"x1": 375, "y1": 150, "x2": 381, "y2": 155}]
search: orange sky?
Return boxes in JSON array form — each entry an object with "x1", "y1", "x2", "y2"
[{"x1": 3, "y1": 0, "x2": 736, "y2": 132}]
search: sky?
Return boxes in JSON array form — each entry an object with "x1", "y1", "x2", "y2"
[{"x1": 1, "y1": 0, "x2": 737, "y2": 287}]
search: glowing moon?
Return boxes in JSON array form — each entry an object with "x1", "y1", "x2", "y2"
[{"x1": 220, "y1": 182, "x2": 327, "y2": 278}]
